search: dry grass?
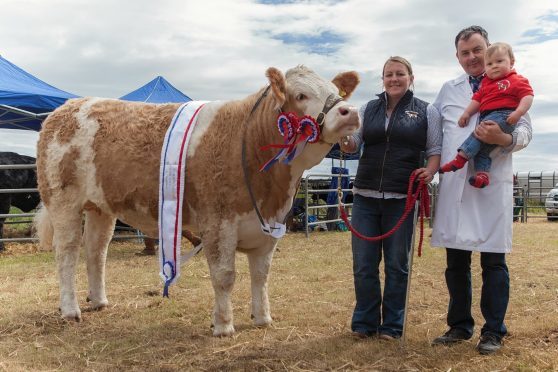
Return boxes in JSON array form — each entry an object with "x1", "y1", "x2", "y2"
[{"x1": 1, "y1": 221, "x2": 557, "y2": 371}]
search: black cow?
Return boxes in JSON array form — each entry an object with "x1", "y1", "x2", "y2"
[{"x1": 0, "y1": 152, "x2": 40, "y2": 252}]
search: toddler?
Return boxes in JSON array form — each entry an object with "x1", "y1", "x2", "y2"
[{"x1": 440, "y1": 42, "x2": 534, "y2": 188}]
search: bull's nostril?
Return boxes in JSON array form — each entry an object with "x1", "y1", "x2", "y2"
[{"x1": 339, "y1": 107, "x2": 349, "y2": 116}]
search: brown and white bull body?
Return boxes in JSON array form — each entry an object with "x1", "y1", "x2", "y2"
[{"x1": 36, "y1": 66, "x2": 360, "y2": 336}]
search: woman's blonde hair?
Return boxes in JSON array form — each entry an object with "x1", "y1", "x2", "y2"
[
  {"x1": 382, "y1": 56, "x2": 414, "y2": 77},
  {"x1": 486, "y1": 42, "x2": 515, "y2": 63}
]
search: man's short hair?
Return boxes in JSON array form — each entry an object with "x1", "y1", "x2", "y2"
[{"x1": 454, "y1": 25, "x2": 489, "y2": 48}]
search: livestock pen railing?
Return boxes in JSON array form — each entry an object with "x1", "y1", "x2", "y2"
[
  {"x1": 0, "y1": 163, "x2": 39, "y2": 244},
  {"x1": 301, "y1": 173, "x2": 355, "y2": 238},
  {"x1": 0, "y1": 163, "x2": 148, "y2": 247},
  {"x1": 0, "y1": 164, "x2": 554, "y2": 245},
  {"x1": 299, "y1": 175, "x2": 543, "y2": 236},
  {"x1": 300, "y1": 173, "x2": 439, "y2": 238}
]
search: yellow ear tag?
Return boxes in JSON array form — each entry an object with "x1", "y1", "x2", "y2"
[{"x1": 339, "y1": 89, "x2": 346, "y2": 97}]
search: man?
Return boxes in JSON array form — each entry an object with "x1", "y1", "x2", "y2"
[{"x1": 431, "y1": 26, "x2": 532, "y2": 354}]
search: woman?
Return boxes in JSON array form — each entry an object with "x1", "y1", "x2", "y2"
[{"x1": 340, "y1": 56, "x2": 441, "y2": 340}]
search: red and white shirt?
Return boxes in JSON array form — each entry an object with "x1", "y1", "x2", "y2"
[{"x1": 472, "y1": 70, "x2": 534, "y2": 113}]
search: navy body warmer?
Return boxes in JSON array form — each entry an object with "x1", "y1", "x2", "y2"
[{"x1": 354, "y1": 90, "x2": 428, "y2": 194}]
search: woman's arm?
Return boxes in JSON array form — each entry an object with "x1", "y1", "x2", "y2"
[
  {"x1": 339, "y1": 103, "x2": 366, "y2": 153},
  {"x1": 415, "y1": 104, "x2": 442, "y2": 183}
]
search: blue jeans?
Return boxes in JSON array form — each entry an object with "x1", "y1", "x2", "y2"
[
  {"x1": 445, "y1": 248, "x2": 509, "y2": 340},
  {"x1": 351, "y1": 194, "x2": 415, "y2": 337},
  {"x1": 459, "y1": 109, "x2": 515, "y2": 172}
]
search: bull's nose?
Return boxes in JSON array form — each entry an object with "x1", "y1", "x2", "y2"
[
  {"x1": 338, "y1": 106, "x2": 350, "y2": 116},
  {"x1": 337, "y1": 105, "x2": 356, "y2": 116},
  {"x1": 335, "y1": 105, "x2": 360, "y2": 132}
]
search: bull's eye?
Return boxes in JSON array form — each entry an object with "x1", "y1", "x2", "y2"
[{"x1": 296, "y1": 93, "x2": 307, "y2": 101}]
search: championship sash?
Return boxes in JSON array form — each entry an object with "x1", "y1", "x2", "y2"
[{"x1": 158, "y1": 101, "x2": 207, "y2": 297}]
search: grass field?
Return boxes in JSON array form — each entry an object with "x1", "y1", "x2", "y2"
[{"x1": 1, "y1": 221, "x2": 557, "y2": 371}]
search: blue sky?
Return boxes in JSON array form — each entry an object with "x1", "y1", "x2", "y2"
[{"x1": 0, "y1": 0, "x2": 557, "y2": 173}]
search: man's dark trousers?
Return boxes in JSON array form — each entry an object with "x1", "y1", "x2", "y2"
[{"x1": 445, "y1": 248, "x2": 509, "y2": 339}]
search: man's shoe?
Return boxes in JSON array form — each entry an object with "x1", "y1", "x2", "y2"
[
  {"x1": 476, "y1": 333, "x2": 502, "y2": 355},
  {"x1": 379, "y1": 333, "x2": 399, "y2": 341},
  {"x1": 351, "y1": 331, "x2": 373, "y2": 339},
  {"x1": 431, "y1": 328, "x2": 471, "y2": 345}
]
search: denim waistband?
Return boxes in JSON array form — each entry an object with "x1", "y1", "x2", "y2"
[{"x1": 480, "y1": 107, "x2": 515, "y2": 116}]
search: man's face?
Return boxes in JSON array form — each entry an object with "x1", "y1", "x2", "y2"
[{"x1": 456, "y1": 33, "x2": 488, "y2": 77}]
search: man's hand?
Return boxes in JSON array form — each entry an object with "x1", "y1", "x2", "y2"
[{"x1": 474, "y1": 120, "x2": 513, "y2": 147}]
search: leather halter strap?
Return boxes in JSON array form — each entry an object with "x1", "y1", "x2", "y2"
[{"x1": 315, "y1": 93, "x2": 343, "y2": 129}]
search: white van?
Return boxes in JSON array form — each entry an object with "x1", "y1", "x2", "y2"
[{"x1": 545, "y1": 183, "x2": 558, "y2": 221}]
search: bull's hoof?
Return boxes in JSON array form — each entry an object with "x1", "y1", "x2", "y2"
[
  {"x1": 61, "y1": 309, "x2": 82, "y2": 322},
  {"x1": 212, "y1": 324, "x2": 235, "y2": 337},
  {"x1": 253, "y1": 315, "x2": 273, "y2": 327},
  {"x1": 86, "y1": 292, "x2": 109, "y2": 310},
  {"x1": 136, "y1": 249, "x2": 156, "y2": 256},
  {"x1": 90, "y1": 300, "x2": 109, "y2": 311}
]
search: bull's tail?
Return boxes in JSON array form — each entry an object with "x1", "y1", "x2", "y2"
[{"x1": 34, "y1": 204, "x2": 54, "y2": 251}]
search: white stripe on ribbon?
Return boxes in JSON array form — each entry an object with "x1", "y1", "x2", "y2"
[{"x1": 158, "y1": 101, "x2": 207, "y2": 296}]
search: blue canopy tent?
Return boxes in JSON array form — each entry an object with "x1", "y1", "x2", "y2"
[
  {"x1": 0, "y1": 56, "x2": 79, "y2": 131},
  {"x1": 119, "y1": 76, "x2": 192, "y2": 103}
]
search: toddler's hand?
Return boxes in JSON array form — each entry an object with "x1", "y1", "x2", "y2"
[
  {"x1": 458, "y1": 113, "x2": 469, "y2": 127},
  {"x1": 506, "y1": 111, "x2": 521, "y2": 125}
]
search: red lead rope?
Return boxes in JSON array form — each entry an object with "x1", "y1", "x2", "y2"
[{"x1": 338, "y1": 171, "x2": 430, "y2": 256}]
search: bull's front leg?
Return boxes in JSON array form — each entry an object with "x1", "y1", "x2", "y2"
[
  {"x1": 204, "y1": 226, "x2": 238, "y2": 336},
  {"x1": 247, "y1": 241, "x2": 276, "y2": 327}
]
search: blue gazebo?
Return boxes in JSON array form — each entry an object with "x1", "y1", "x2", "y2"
[
  {"x1": 119, "y1": 76, "x2": 192, "y2": 103},
  {"x1": 0, "y1": 56, "x2": 78, "y2": 131}
]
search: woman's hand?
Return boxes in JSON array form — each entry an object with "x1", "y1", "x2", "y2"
[
  {"x1": 339, "y1": 135, "x2": 357, "y2": 153},
  {"x1": 414, "y1": 167, "x2": 435, "y2": 184}
]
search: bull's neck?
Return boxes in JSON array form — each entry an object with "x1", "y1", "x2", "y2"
[
  {"x1": 236, "y1": 89, "x2": 334, "y2": 220},
  {"x1": 241, "y1": 90, "x2": 333, "y2": 197}
]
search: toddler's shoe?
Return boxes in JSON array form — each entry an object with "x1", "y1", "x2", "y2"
[
  {"x1": 440, "y1": 153, "x2": 468, "y2": 173},
  {"x1": 469, "y1": 172, "x2": 490, "y2": 188}
]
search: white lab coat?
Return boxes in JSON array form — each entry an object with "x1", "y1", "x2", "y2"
[{"x1": 431, "y1": 73, "x2": 532, "y2": 253}]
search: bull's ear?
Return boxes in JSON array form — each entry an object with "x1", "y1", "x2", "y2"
[
  {"x1": 332, "y1": 71, "x2": 360, "y2": 100},
  {"x1": 266, "y1": 67, "x2": 287, "y2": 110}
]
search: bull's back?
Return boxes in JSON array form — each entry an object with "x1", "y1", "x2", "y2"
[{"x1": 37, "y1": 98, "x2": 180, "y2": 224}]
